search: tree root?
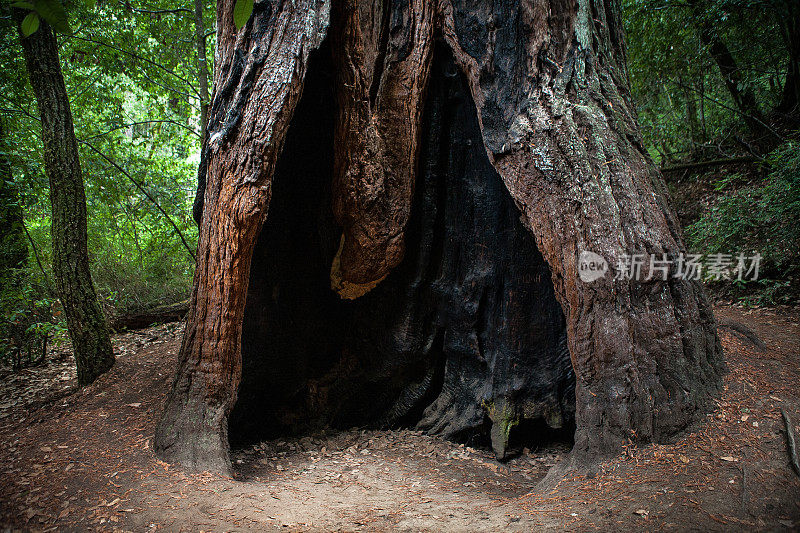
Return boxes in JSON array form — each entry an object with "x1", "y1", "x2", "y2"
[
  {"x1": 717, "y1": 318, "x2": 766, "y2": 350},
  {"x1": 781, "y1": 408, "x2": 800, "y2": 478}
]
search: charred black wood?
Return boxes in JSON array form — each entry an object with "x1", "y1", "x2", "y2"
[{"x1": 231, "y1": 45, "x2": 574, "y2": 460}]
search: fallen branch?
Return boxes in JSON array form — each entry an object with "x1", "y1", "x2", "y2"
[
  {"x1": 781, "y1": 409, "x2": 800, "y2": 478},
  {"x1": 110, "y1": 300, "x2": 190, "y2": 331},
  {"x1": 661, "y1": 157, "x2": 757, "y2": 172}
]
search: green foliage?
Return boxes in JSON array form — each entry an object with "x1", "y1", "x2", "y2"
[
  {"x1": 1, "y1": 0, "x2": 212, "y2": 328},
  {"x1": 20, "y1": 11, "x2": 39, "y2": 36},
  {"x1": 625, "y1": 0, "x2": 799, "y2": 304},
  {"x1": 0, "y1": 267, "x2": 65, "y2": 369},
  {"x1": 12, "y1": 0, "x2": 72, "y2": 36},
  {"x1": 623, "y1": 0, "x2": 792, "y2": 159},
  {"x1": 233, "y1": 0, "x2": 254, "y2": 30},
  {"x1": 687, "y1": 142, "x2": 800, "y2": 302},
  {"x1": 0, "y1": 177, "x2": 27, "y2": 271}
]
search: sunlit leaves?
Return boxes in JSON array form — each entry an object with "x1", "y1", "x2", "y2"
[{"x1": 2, "y1": 0, "x2": 210, "y2": 313}]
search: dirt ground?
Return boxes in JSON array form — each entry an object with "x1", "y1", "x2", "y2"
[{"x1": 0, "y1": 304, "x2": 798, "y2": 531}]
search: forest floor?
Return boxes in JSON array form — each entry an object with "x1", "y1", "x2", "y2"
[{"x1": 0, "y1": 304, "x2": 798, "y2": 531}]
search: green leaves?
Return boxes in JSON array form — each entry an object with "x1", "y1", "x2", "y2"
[
  {"x1": 233, "y1": 0, "x2": 254, "y2": 31},
  {"x1": 33, "y1": 0, "x2": 71, "y2": 33},
  {"x1": 3, "y1": 0, "x2": 206, "y2": 332},
  {"x1": 14, "y1": 0, "x2": 72, "y2": 36},
  {"x1": 20, "y1": 12, "x2": 40, "y2": 37}
]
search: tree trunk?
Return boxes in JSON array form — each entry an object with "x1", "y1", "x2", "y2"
[
  {"x1": 776, "y1": 0, "x2": 799, "y2": 117},
  {"x1": 155, "y1": 0, "x2": 330, "y2": 474},
  {"x1": 680, "y1": 77, "x2": 701, "y2": 154},
  {"x1": 16, "y1": 15, "x2": 115, "y2": 386},
  {"x1": 440, "y1": 0, "x2": 723, "y2": 463},
  {"x1": 157, "y1": 0, "x2": 724, "y2": 473},
  {"x1": 690, "y1": 0, "x2": 767, "y2": 138},
  {"x1": 194, "y1": 0, "x2": 211, "y2": 145},
  {"x1": 0, "y1": 120, "x2": 27, "y2": 274}
]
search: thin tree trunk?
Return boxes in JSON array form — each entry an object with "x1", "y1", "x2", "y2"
[
  {"x1": 194, "y1": 0, "x2": 210, "y2": 144},
  {"x1": 690, "y1": 0, "x2": 766, "y2": 137},
  {"x1": 680, "y1": 77, "x2": 701, "y2": 153},
  {"x1": 699, "y1": 74, "x2": 707, "y2": 141},
  {"x1": 776, "y1": 0, "x2": 799, "y2": 116},
  {"x1": 15, "y1": 15, "x2": 114, "y2": 385},
  {"x1": 0, "y1": 120, "x2": 27, "y2": 273}
]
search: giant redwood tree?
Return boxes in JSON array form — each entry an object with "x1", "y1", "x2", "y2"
[{"x1": 155, "y1": 0, "x2": 725, "y2": 473}]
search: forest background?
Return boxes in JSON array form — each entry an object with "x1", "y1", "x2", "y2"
[{"x1": 1, "y1": 0, "x2": 798, "y2": 369}]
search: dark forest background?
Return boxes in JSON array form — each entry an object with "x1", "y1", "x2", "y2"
[{"x1": 1, "y1": 0, "x2": 798, "y2": 369}]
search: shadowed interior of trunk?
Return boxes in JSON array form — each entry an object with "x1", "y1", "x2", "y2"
[{"x1": 229, "y1": 42, "x2": 576, "y2": 458}]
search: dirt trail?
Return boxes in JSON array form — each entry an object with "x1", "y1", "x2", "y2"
[{"x1": 0, "y1": 304, "x2": 798, "y2": 531}]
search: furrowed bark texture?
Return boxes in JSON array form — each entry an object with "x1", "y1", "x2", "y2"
[
  {"x1": 154, "y1": 0, "x2": 330, "y2": 473},
  {"x1": 17, "y1": 17, "x2": 115, "y2": 386},
  {"x1": 330, "y1": 0, "x2": 434, "y2": 297},
  {"x1": 160, "y1": 0, "x2": 723, "y2": 472},
  {"x1": 231, "y1": 46, "x2": 573, "y2": 462},
  {"x1": 439, "y1": 0, "x2": 724, "y2": 460}
]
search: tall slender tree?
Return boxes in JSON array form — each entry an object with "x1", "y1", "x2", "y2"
[
  {"x1": 0, "y1": 120, "x2": 27, "y2": 274},
  {"x1": 777, "y1": 0, "x2": 799, "y2": 116},
  {"x1": 15, "y1": 12, "x2": 114, "y2": 385},
  {"x1": 688, "y1": 0, "x2": 768, "y2": 138}
]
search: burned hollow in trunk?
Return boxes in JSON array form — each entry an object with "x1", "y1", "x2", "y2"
[
  {"x1": 230, "y1": 44, "x2": 575, "y2": 460},
  {"x1": 155, "y1": 0, "x2": 723, "y2": 474}
]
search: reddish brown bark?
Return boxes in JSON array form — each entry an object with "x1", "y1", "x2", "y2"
[
  {"x1": 330, "y1": 0, "x2": 434, "y2": 298},
  {"x1": 157, "y1": 0, "x2": 723, "y2": 473},
  {"x1": 154, "y1": 0, "x2": 330, "y2": 473},
  {"x1": 439, "y1": 0, "x2": 723, "y2": 460}
]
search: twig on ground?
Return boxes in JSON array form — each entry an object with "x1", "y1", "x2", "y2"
[{"x1": 740, "y1": 464, "x2": 749, "y2": 516}]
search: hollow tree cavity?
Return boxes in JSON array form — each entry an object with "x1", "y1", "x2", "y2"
[{"x1": 155, "y1": 0, "x2": 724, "y2": 474}]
